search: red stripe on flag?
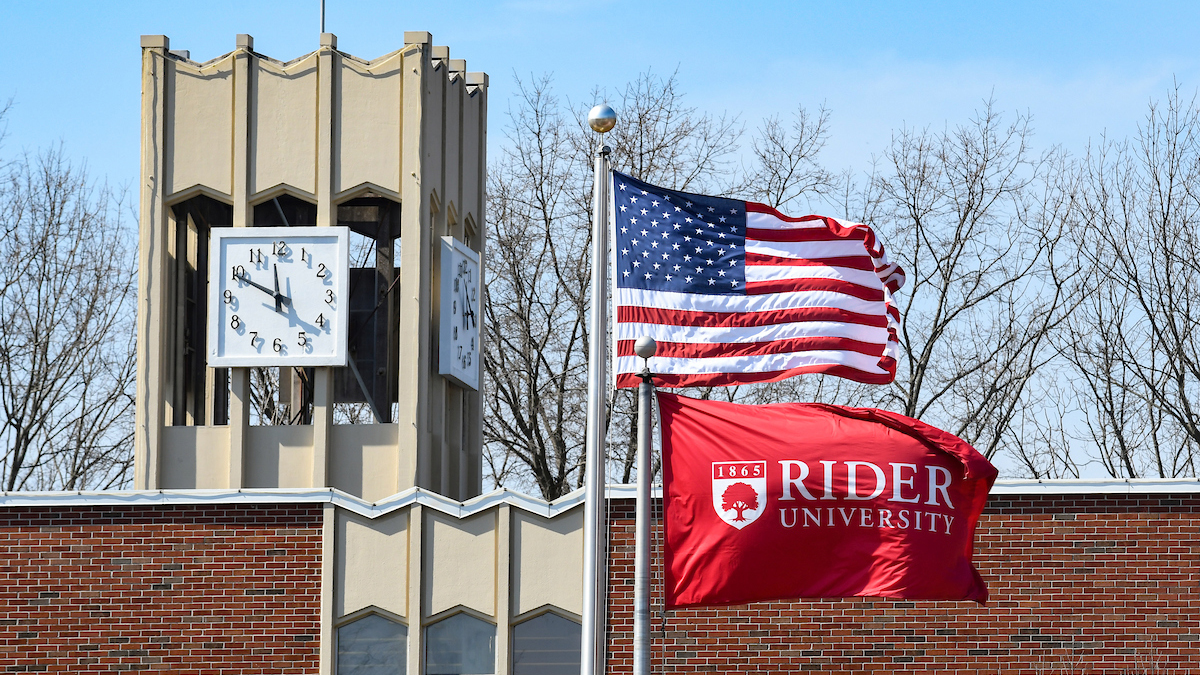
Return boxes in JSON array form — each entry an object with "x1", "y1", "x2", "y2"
[
  {"x1": 747, "y1": 227, "x2": 869, "y2": 243},
  {"x1": 614, "y1": 358, "x2": 898, "y2": 388},
  {"x1": 616, "y1": 305, "x2": 889, "y2": 329},
  {"x1": 617, "y1": 336, "x2": 889, "y2": 360},
  {"x1": 745, "y1": 252, "x2": 878, "y2": 270},
  {"x1": 745, "y1": 278, "x2": 885, "y2": 302}
]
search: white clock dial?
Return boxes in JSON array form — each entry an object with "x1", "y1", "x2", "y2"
[
  {"x1": 439, "y1": 236, "x2": 481, "y2": 391},
  {"x1": 208, "y1": 226, "x2": 350, "y2": 367}
]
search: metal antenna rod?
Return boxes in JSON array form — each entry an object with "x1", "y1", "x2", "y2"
[{"x1": 320, "y1": 0, "x2": 326, "y2": 34}]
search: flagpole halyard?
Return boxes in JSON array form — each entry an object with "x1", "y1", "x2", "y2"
[
  {"x1": 582, "y1": 103, "x2": 616, "y2": 675},
  {"x1": 633, "y1": 336, "x2": 657, "y2": 675}
]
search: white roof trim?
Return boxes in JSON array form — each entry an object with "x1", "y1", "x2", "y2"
[
  {"x1": 989, "y1": 478, "x2": 1200, "y2": 494},
  {"x1": 2, "y1": 479, "x2": 1197, "y2": 519},
  {"x1": 0, "y1": 486, "x2": 587, "y2": 520}
]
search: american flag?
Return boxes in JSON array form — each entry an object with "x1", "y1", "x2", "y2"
[{"x1": 612, "y1": 171, "x2": 905, "y2": 388}]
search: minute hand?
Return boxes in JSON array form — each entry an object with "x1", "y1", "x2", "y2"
[{"x1": 236, "y1": 272, "x2": 292, "y2": 310}]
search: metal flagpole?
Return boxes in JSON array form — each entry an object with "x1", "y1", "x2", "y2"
[
  {"x1": 581, "y1": 104, "x2": 616, "y2": 675},
  {"x1": 633, "y1": 336, "x2": 658, "y2": 675}
]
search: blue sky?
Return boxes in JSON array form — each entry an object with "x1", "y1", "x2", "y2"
[{"x1": 4, "y1": 1, "x2": 1200, "y2": 191}]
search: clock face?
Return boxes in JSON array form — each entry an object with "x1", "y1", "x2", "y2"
[
  {"x1": 208, "y1": 226, "x2": 350, "y2": 367},
  {"x1": 439, "y1": 236, "x2": 481, "y2": 391}
]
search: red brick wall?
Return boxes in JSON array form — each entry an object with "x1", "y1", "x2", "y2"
[
  {"x1": 606, "y1": 494, "x2": 1200, "y2": 674},
  {"x1": 0, "y1": 504, "x2": 323, "y2": 673}
]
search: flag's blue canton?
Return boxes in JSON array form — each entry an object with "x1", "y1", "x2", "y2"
[{"x1": 612, "y1": 171, "x2": 746, "y2": 296}]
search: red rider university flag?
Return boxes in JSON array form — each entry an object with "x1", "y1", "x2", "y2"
[{"x1": 659, "y1": 393, "x2": 997, "y2": 608}]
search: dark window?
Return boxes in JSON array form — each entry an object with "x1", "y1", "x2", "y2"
[
  {"x1": 338, "y1": 614, "x2": 407, "y2": 675},
  {"x1": 425, "y1": 613, "x2": 495, "y2": 675},
  {"x1": 511, "y1": 613, "x2": 581, "y2": 675}
]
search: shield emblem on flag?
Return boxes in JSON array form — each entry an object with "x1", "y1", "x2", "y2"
[{"x1": 711, "y1": 461, "x2": 767, "y2": 529}]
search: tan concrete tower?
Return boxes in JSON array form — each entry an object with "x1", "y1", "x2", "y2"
[{"x1": 134, "y1": 32, "x2": 488, "y2": 502}]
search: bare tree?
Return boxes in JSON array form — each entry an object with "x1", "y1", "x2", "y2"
[
  {"x1": 745, "y1": 103, "x2": 837, "y2": 211},
  {"x1": 1065, "y1": 87, "x2": 1200, "y2": 477},
  {"x1": 0, "y1": 145, "x2": 136, "y2": 490},
  {"x1": 482, "y1": 75, "x2": 591, "y2": 499},
  {"x1": 483, "y1": 72, "x2": 747, "y2": 499},
  {"x1": 866, "y1": 102, "x2": 1085, "y2": 471},
  {"x1": 597, "y1": 70, "x2": 744, "y2": 197}
]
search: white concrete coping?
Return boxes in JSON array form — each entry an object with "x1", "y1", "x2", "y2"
[
  {"x1": 1, "y1": 479, "x2": 1198, "y2": 520},
  {"x1": 0, "y1": 486, "x2": 586, "y2": 521}
]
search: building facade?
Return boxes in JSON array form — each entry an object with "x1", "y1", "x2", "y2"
[{"x1": 1, "y1": 482, "x2": 1199, "y2": 673}]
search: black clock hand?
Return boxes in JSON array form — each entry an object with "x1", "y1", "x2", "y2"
[
  {"x1": 463, "y1": 289, "x2": 477, "y2": 328},
  {"x1": 235, "y1": 271, "x2": 292, "y2": 311},
  {"x1": 273, "y1": 264, "x2": 283, "y2": 313}
]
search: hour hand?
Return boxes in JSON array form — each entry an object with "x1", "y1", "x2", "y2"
[{"x1": 235, "y1": 271, "x2": 291, "y2": 312}]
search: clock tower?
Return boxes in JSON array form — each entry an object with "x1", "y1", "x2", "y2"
[{"x1": 134, "y1": 32, "x2": 488, "y2": 501}]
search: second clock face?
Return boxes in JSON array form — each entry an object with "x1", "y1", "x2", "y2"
[
  {"x1": 439, "y1": 236, "x2": 481, "y2": 391},
  {"x1": 208, "y1": 226, "x2": 350, "y2": 367}
]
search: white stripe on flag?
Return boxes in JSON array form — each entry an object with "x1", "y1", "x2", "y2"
[
  {"x1": 743, "y1": 265, "x2": 886, "y2": 287},
  {"x1": 615, "y1": 350, "x2": 893, "y2": 376},
  {"x1": 746, "y1": 211, "x2": 831, "y2": 230},
  {"x1": 614, "y1": 321, "x2": 891, "y2": 345},
  {"x1": 615, "y1": 287, "x2": 887, "y2": 315},
  {"x1": 744, "y1": 239, "x2": 879, "y2": 260}
]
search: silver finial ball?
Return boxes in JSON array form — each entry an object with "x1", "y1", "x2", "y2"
[
  {"x1": 633, "y1": 336, "x2": 657, "y2": 360},
  {"x1": 588, "y1": 104, "x2": 617, "y2": 133}
]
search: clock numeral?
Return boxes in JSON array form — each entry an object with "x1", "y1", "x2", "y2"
[
  {"x1": 325, "y1": 289, "x2": 335, "y2": 304},
  {"x1": 249, "y1": 331, "x2": 258, "y2": 346},
  {"x1": 454, "y1": 278, "x2": 460, "y2": 292},
  {"x1": 250, "y1": 248, "x2": 264, "y2": 265},
  {"x1": 230, "y1": 315, "x2": 240, "y2": 330},
  {"x1": 452, "y1": 300, "x2": 457, "y2": 314},
  {"x1": 232, "y1": 265, "x2": 246, "y2": 281},
  {"x1": 273, "y1": 240, "x2": 289, "y2": 256},
  {"x1": 273, "y1": 338, "x2": 283, "y2": 353},
  {"x1": 457, "y1": 345, "x2": 462, "y2": 358},
  {"x1": 297, "y1": 331, "x2": 307, "y2": 347},
  {"x1": 317, "y1": 263, "x2": 327, "y2": 279},
  {"x1": 223, "y1": 290, "x2": 233, "y2": 304},
  {"x1": 300, "y1": 247, "x2": 307, "y2": 262},
  {"x1": 470, "y1": 337, "x2": 475, "y2": 350},
  {"x1": 315, "y1": 313, "x2": 325, "y2": 328},
  {"x1": 453, "y1": 326, "x2": 458, "y2": 340}
]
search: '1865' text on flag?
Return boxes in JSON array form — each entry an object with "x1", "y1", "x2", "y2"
[{"x1": 612, "y1": 171, "x2": 905, "y2": 388}]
